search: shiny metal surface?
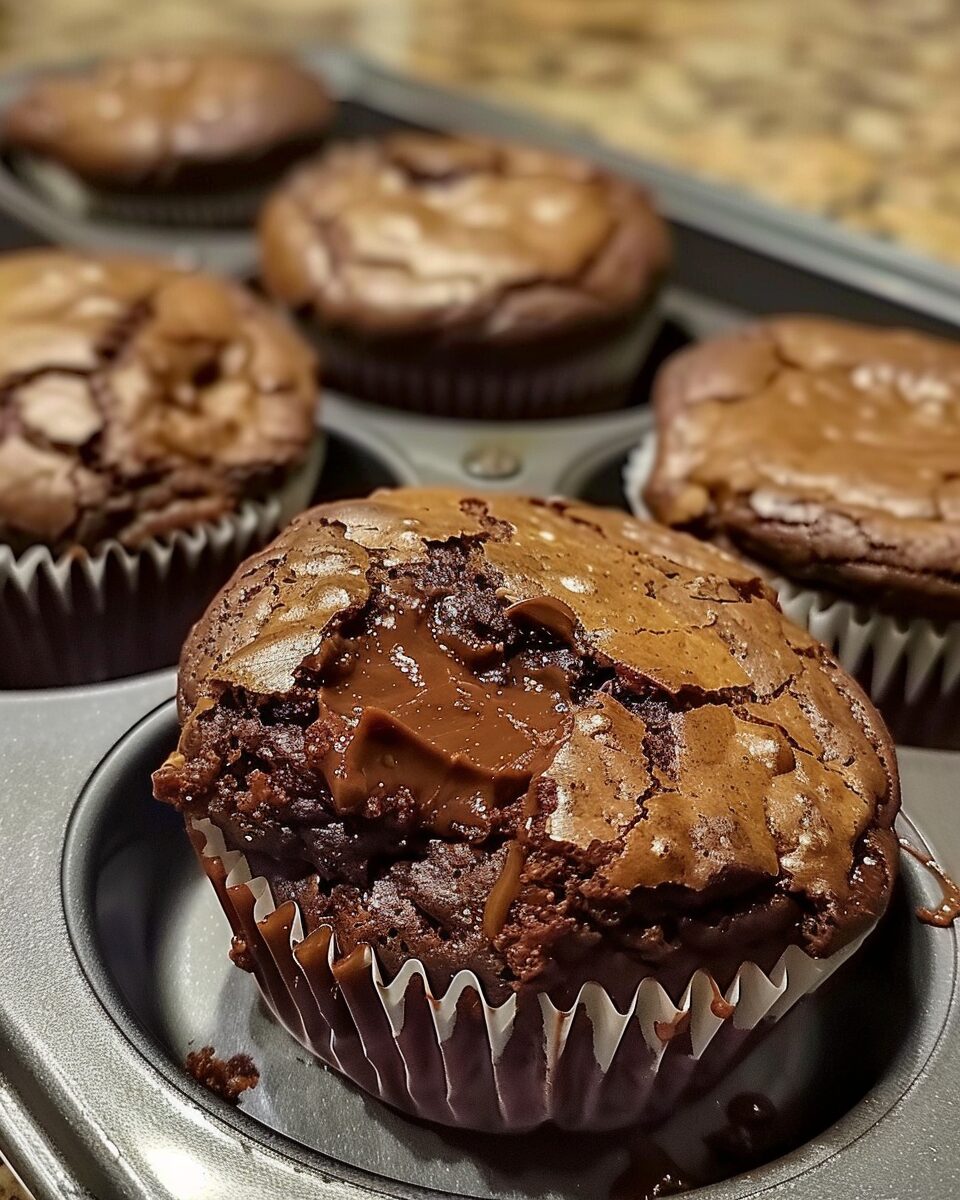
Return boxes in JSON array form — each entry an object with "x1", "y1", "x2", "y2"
[{"x1": 320, "y1": 387, "x2": 652, "y2": 496}]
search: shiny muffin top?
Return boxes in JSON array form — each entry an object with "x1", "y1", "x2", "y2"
[
  {"x1": 258, "y1": 132, "x2": 670, "y2": 343},
  {"x1": 0, "y1": 250, "x2": 317, "y2": 554},
  {"x1": 3, "y1": 49, "x2": 333, "y2": 189},
  {"x1": 157, "y1": 488, "x2": 898, "y2": 999},
  {"x1": 645, "y1": 317, "x2": 960, "y2": 619}
]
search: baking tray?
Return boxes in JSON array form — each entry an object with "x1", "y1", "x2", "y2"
[
  {"x1": 4, "y1": 47, "x2": 960, "y2": 331},
  {"x1": 2, "y1": 47, "x2": 959, "y2": 511},
  {"x1": 0, "y1": 46, "x2": 958, "y2": 1200},
  {"x1": 1, "y1": 46, "x2": 951, "y2": 739}
]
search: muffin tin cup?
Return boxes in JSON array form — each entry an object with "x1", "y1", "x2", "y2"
[
  {"x1": 0, "y1": 438, "x2": 325, "y2": 689},
  {"x1": 623, "y1": 435, "x2": 960, "y2": 705},
  {"x1": 190, "y1": 813, "x2": 874, "y2": 1136},
  {"x1": 315, "y1": 303, "x2": 664, "y2": 420}
]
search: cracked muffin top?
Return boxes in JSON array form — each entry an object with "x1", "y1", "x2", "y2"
[
  {"x1": 258, "y1": 132, "x2": 670, "y2": 343},
  {"x1": 3, "y1": 50, "x2": 333, "y2": 192},
  {"x1": 155, "y1": 488, "x2": 899, "y2": 1003},
  {"x1": 0, "y1": 250, "x2": 317, "y2": 554},
  {"x1": 644, "y1": 317, "x2": 960, "y2": 620}
]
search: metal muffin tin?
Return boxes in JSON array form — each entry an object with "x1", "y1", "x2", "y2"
[{"x1": 1, "y1": 46, "x2": 960, "y2": 1200}]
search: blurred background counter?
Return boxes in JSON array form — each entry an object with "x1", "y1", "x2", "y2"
[{"x1": 1, "y1": 0, "x2": 959, "y2": 265}]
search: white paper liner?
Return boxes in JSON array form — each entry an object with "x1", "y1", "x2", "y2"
[
  {"x1": 0, "y1": 437, "x2": 324, "y2": 687},
  {"x1": 314, "y1": 302, "x2": 663, "y2": 420},
  {"x1": 192, "y1": 814, "x2": 873, "y2": 1133},
  {"x1": 623, "y1": 434, "x2": 960, "y2": 703},
  {"x1": 622, "y1": 432, "x2": 658, "y2": 522},
  {"x1": 771, "y1": 576, "x2": 960, "y2": 702}
]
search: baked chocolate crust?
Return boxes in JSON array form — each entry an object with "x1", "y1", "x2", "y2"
[
  {"x1": 0, "y1": 250, "x2": 317, "y2": 554},
  {"x1": 645, "y1": 317, "x2": 960, "y2": 620},
  {"x1": 258, "y1": 133, "x2": 670, "y2": 346},
  {"x1": 3, "y1": 50, "x2": 333, "y2": 193},
  {"x1": 155, "y1": 489, "x2": 899, "y2": 1003}
]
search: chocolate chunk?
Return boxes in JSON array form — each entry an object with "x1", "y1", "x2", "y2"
[{"x1": 155, "y1": 489, "x2": 899, "y2": 1005}]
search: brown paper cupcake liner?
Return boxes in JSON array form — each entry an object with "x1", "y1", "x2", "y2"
[
  {"x1": 624, "y1": 436, "x2": 960, "y2": 704},
  {"x1": 0, "y1": 438, "x2": 324, "y2": 689},
  {"x1": 191, "y1": 815, "x2": 872, "y2": 1135},
  {"x1": 13, "y1": 152, "x2": 272, "y2": 228},
  {"x1": 315, "y1": 303, "x2": 663, "y2": 420}
]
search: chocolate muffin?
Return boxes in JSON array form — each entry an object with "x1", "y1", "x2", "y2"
[
  {"x1": 154, "y1": 488, "x2": 899, "y2": 1131},
  {"x1": 3, "y1": 49, "x2": 334, "y2": 223},
  {"x1": 0, "y1": 249, "x2": 320, "y2": 686},
  {"x1": 639, "y1": 317, "x2": 960, "y2": 717},
  {"x1": 258, "y1": 133, "x2": 670, "y2": 417},
  {"x1": 0, "y1": 249, "x2": 317, "y2": 553},
  {"x1": 644, "y1": 317, "x2": 960, "y2": 621}
]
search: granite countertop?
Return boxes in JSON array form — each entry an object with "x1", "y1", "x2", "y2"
[{"x1": 2, "y1": 0, "x2": 959, "y2": 266}]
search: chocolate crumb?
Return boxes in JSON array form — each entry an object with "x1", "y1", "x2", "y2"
[
  {"x1": 610, "y1": 1136, "x2": 693, "y2": 1200},
  {"x1": 185, "y1": 1046, "x2": 260, "y2": 1105}
]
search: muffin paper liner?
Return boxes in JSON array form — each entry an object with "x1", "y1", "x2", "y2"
[
  {"x1": 0, "y1": 438, "x2": 324, "y2": 688},
  {"x1": 314, "y1": 303, "x2": 663, "y2": 421},
  {"x1": 620, "y1": 433, "x2": 658, "y2": 523},
  {"x1": 13, "y1": 153, "x2": 271, "y2": 228},
  {"x1": 624, "y1": 435, "x2": 960, "y2": 703},
  {"x1": 190, "y1": 815, "x2": 873, "y2": 1133}
]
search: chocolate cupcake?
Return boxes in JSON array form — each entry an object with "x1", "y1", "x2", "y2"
[
  {"x1": 638, "y1": 316, "x2": 960, "y2": 704},
  {"x1": 3, "y1": 49, "x2": 333, "y2": 225},
  {"x1": 258, "y1": 133, "x2": 670, "y2": 418},
  {"x1": 0, "y1": 249, "x2": 321, "y2": 686},
  {"x1": 154, "y1": 488, "x2": 898, "y2": 1132}
]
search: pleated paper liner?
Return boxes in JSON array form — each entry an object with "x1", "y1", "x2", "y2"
[
  {"x1": 0, "y1": 437, "x2": 324, "y2": 689},
  {"x1": 12, "y1": 152, "x2": 275, "y2": 228},
  {"x1": 623, "y1": 435, "x2": 960, "y2": 707},
  {"x1": 190, "y1": 815, "x2": 873, "y2": 1135},
  {"x1": 311, "y1": 302, "x2": 664, "y2": 420}
]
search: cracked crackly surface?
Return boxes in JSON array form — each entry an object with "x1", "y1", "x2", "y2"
[
  {"x1": 645, "y1": 316, "x2": 960, "y2": 620},
  {"x1": 0, "y1": 250, "x2": 317, "y2": 554},
  {"x1": 3, "y1": 50, "x2": 334, "y2": 191},
  {"x1": 258, "y1": 132, "x2": 670, "y2": 344},
  {"x1": 154, "y1": 488, "x2": 899, "y2": 1005}
]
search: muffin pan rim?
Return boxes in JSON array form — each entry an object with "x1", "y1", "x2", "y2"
[
  {"x1": 320, "y1": 386, "x2": 654, "y2": 494},
  {"x1": 40, "y1": 691, "x2": 958, "y2": 1200}
]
